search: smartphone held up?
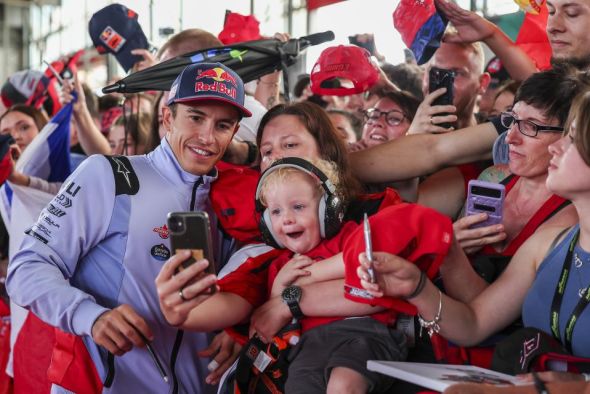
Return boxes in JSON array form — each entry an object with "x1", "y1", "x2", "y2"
[
  {"x1": 428, "y1": 66, "x2": 455, "y2": 129},
  {"x1": 167, "y1": 211, "x2": 217, "y2": 293}
]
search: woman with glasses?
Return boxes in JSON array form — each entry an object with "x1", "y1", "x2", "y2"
[
  {"x1": 351, "y1": 90, "x2": 419, "y2": 151},
  {"x1": 348, "y1": 90, "x2": 421, "y2": 201},
  {"x1": 357, "y1": 89, "x2": 590, "y2": 384},
  {"x1": 449, "y1": 68, "x2": 586, "y2": 289}
]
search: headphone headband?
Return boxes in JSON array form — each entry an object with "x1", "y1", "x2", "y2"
[{"x1": 255, "y1": 157, "x2": 336, "y2": 211}]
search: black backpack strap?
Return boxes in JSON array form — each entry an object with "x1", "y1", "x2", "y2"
[
  {"x1": 499, "y1": 173, "x2": 515, "y2": 186},
  {"x1": 103, "y1": 155, "x2": 140, "y2": 196}
]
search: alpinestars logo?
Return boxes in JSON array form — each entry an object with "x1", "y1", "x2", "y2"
[{"x1": 113, "y1": 157, "x2": 132, "y2": 187}]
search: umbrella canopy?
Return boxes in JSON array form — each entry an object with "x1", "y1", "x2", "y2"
[{"x1": 103, "y1": 31, "x2": 334, "y2": 96}]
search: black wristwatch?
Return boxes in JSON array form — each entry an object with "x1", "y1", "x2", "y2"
[{"x1": 281, "y1": 285, "x2": 304, "y2": 320}]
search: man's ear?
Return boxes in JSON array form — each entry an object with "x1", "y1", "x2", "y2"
[
  {"x1": 478, "y1": 72, "x2": 492, "y2": 95},
  {"x1": 162, "y1": 105, "x2": 173, "y2": 133}
]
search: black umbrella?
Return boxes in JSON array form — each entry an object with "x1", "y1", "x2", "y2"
[{"x1": 102, "y1": 31, "x2": 335, "y2": 101}]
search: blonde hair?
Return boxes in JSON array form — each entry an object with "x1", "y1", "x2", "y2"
[{"x1": 259, "y1": 158, "x2": 341, "y2": 208}]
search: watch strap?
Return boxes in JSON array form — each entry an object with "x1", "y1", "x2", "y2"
[{"x1": 286, "y1": 299, "x2": 304, "y2": 320}]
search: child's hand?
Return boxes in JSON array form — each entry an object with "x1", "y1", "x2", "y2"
[{"x1": 270, "y1": 254, "x2": 314, "y2": 298}]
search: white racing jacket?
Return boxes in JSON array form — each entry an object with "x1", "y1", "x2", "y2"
[{"x1": 8, "y1": 138, "x2": 235, "y2": 393}]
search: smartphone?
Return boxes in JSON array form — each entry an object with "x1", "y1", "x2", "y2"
[
  {"x1": 429, "y1": 66, "x2": 455, "y2": 129},
  {"x1": 167, "y1": 211, "x2": 216, "y2": 278},
  {"x1": 363, "y1": 213, "x2": 376, "y2": 283},
  {"x1": 348, "y1": 35, "x2": 376, "y2": 56},
  {"x1": 465, "y1": 180, "x2": 505, "y2": 229}
]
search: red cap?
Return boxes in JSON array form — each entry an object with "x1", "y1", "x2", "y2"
[
  {"x1": 343, "y1": 203, "x2": 453, "y2": 315},
  {"x1": 310, "y1": 45, "x2": 380, "y2": 96},
  {"x1": 218, "y1": 12, "x2": 262, "y2": 45}
]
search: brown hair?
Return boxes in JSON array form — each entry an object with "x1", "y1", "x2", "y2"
[
  {"x1": 256, "y1": 101, "x2": 361, "y2": 203},
  {"x1": 0, "y1": 104, "x2": 48, "y2": 131},
  {"x1": 113, "y1": 112, "x2": 152, "y2": 155},
  {"x1": 157, "y1": 29, "x2": 222, "y2": 60},
  {"x1": 565, "y1": 90, "x2": 590, "y2": 166},
  {"x1": 377, "y1": 89, "x2": 421, "y2": 121}
]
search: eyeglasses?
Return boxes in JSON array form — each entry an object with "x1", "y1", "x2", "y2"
[
  {"x1": 500, "y1": 112, "x2": 564, "y2": 137},
  {"x1": 363, "y1": 108, "x2": 405, "y2": 127}
]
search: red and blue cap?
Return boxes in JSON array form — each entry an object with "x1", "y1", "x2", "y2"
[
  {"x1": 393, "y1": 0, "x2": 448, "y2": 65},
  {"x1": 88, "y1": 4, "x2": 150, "y2": 73},
  {"x1": 167, "y1": 62, "x2": 252, "y2": 118}
]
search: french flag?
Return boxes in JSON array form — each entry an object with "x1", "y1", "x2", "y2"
[
  {"x1": 393, "y1": 0, "x2": 448, "y2": 65},
  {"x1": 0, "y1": 100, "x2": 74, "y2": 389}
]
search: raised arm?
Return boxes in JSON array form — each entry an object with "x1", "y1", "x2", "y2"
[
  {"x1": 435, "y1": 0, "x2": 538, "y2": 81},
  {"x1": 350, "y1": 122, "x2": 497, "y2": 183},
  {"x1": 62, "y1": 74, "x2": 111, "y2": 155},
  {"x1": 358, "y1": 227, "x2": 561, "y2": 346}
]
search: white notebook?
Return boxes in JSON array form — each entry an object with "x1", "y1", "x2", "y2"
[{"x1": 367, "y1": 361, "x2": 531, "y2": 392}]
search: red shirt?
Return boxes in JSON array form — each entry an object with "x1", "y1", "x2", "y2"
[{"x1": 218, "y1": 220, "x2": 395, "y2": 334}]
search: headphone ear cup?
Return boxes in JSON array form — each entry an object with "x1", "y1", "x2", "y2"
[
  {"x1": 318, "y1": 195, "x2": 327, "y2": 238},
  {"x1": 322, "y1": 195, "x2": 345, "y2": 239},
  {"x1": 259, "y1": 209, "x2": 284, "y2": 249}
]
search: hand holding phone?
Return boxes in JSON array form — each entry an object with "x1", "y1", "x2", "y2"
[
  {"x1": 465, "y1": 180, "x2": 505, "y2": 229},
  {"x1": 167, "y1": 211, "x2": 217, "y2": 292},
  {"x1": 363, "y1": 213, "x2": 376, "y2": 283},
  {"x1": 429, "y1": 67, "x2": 455, "y2": 129}
]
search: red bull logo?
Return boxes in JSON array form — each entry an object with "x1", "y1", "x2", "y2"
[
  {"x1": 195, "y1": 67, "x2": 238, "y2": 86},
  {"x1": 194, "y1": 67, "x2": 238, "y2": 99}
]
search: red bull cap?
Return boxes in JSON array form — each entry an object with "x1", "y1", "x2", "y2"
[{"x1": 167, "y1": 62, "x2": 252, "y2": 117}]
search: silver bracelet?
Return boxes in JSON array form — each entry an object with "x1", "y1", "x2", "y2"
[
  {"x1": 417, "y1": 290, "x2": 443, "y2": 337},
  {"x1": 583, "y1": 373, "x2": 590, "y2": 382}
]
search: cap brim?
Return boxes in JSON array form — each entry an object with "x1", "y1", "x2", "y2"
[{"x1": 170, "y1": 96, "x2": 252, "y2": 118}]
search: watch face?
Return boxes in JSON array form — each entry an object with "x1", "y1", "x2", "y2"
[{"x1": 282, "y1": 285, "x2": 301, "y2": 302}]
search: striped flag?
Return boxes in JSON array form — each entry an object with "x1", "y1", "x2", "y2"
[{"x1": 0, "y1": 100, "x2": 74, "y2": 382}]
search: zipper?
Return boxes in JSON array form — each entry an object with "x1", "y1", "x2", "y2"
[
  {"x1": 169, "y1": 330, "x2": 184, "y2": 394},
  {"x1": 169, "y1": 177, "x2": 201, "y2": 393},
  {"x1": 190, "y1": 177, "x2": 203, "y2": 211},
  {"x1": 104, "y1": 352, "x2": 115, "y2": 387}
]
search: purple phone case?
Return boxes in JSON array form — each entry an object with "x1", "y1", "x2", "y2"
[{"x1": 466, "y1": 180, "x2": 505, "y2": 228}]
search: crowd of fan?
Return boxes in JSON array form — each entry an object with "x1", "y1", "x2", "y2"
[{"x1": 1, "y1": 0, "x2": 590, "y2": 393}]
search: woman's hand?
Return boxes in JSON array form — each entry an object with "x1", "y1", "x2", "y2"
[
  {"x1": 453, "y1": 214, "x2": 506, "y2": 255},
  {"x1": 270, "y1": 254, "x2": 313, "y2": 297},
  {"x1": 406, "y1": 88, "x2": 457, "y2": 135},
  {"x1": 357, "y1": 251, "x2": 423, "y2": 298},
  {"x1": 7, "y1": 145, "x2": 29, "y2": 186},
  {"x1": 155, "y1": 250, "x2": 218, "y2": 326},
  {"x1": 60, "y1": 73, "x2": 86, "y2": 115},
  {"x1": 198, "y1": 331, "x2": 242, "y2": 385},
  {"x1": 517, "y1": 371, "x2": 586, "y2": 383}
]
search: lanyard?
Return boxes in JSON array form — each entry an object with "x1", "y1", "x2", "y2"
[{"x1": 550, "y1": 229, "x2": 590, "y2": 353}]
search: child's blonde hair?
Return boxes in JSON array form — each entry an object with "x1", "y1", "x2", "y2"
[{"x1": 259, "y1": 158, "x2": 341, "y2": 207}]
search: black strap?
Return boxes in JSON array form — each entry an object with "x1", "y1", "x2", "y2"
[
  {"x1": 499, "y1": 173, "x2": 515, "y2": 186},
  {"x1": 549, "y1": 229, "x2": 590, "y2": 353},
  {"x1": 103, "y1": 155, "x2": 140, "y2": 196}
]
